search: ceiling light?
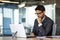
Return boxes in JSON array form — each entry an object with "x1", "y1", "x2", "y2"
[
  {"x1": 18, "y1": 2, "x2": 26, "y2": 8},
  {"x1": 1, "y1": 1, "x2": 10, "y2": 2},
  {"x1": 42, "y1": 1, "x2": 45, "y2": 3},
  {"x1": 0, "y1": 0, "x2": 19, "y2": 4}
]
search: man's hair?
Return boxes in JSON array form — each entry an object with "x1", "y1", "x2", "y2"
[{"x1": 35, "y1": 5, "x2": 45, "y2": 12}]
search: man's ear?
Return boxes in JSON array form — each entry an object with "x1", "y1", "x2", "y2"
[{"x1": 43, "y1": 11, "x2": 45, "y2": 14}]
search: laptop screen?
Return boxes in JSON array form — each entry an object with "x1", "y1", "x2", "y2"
[{"x1": 10, "y1": 24, "x2": 26, "y2": 37}]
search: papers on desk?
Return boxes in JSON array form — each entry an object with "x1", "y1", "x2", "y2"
[
  {"x1": 10, "y1": 24, "x2": 26, "y2": 37},
  {"x1": 36, "y1": 36, "x2": 46, "y2": 38}
]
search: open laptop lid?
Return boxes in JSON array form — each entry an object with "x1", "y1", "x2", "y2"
[{"x1": 10, "y1": 24, "x2": 26, "y2": 37}]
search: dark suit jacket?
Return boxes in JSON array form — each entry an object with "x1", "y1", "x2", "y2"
[{"x1": 32, "y1": 16, "x2": 54, "y2": 37}]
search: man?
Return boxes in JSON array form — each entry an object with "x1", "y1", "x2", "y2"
[{"x1": 31, "y1": 5, "x2": 54, "y2": 37}]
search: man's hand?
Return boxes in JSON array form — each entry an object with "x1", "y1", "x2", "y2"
[
  {"x1": 37, "y1": 18, "x2": 42, "y2": 24},
  {"x1": 30, "y1": 32, "x2": 35, "y2": 36}
]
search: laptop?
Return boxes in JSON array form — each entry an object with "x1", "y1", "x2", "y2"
[{"x1": 10, "y1": 24, "x2": 26, "y2": 38}]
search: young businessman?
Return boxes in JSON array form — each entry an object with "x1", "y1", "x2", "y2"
[{"x1": 31, "y1": 5, "x2": 54, "y2": 37}]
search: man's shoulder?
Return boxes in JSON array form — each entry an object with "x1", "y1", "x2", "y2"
[
  {"x1": 46, "y1": 16, "x2": 54, "y2": 23},
  {"x1": 35, "y1": 19, "x2": 37, "y2": 21}
]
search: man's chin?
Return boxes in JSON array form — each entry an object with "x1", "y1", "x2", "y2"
[
  {"x1": 38, "y1": 16, "x2": 41, "y2": 18},
  {"x1": 38, "y1": 17, "x2": 43, "y2": 19}
]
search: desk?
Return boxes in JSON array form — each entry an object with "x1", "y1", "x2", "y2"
[
  {"x1": 1, "y1": 36, "x2": 60, "y2": 40},
  {"x1": 12, "y1": 36, "x2": 60, "y2": 40}
]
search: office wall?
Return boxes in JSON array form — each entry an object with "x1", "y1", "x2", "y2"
[{"x1": 56, "y1": 8, "x2": 60, "y2": 35}]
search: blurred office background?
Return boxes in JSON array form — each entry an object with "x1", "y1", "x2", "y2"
[
  {"x1": 56, "y1": 0, "x2": 60, "y2": 35},
  {"x1": 0, "y1": 0, "x2": 59, "y2": 36}
]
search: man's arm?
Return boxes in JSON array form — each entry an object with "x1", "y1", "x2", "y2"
[
  {"x1": 30, "y1": 32, "x2": 35, "y2": 36},
  {"x1": 37, "y1": 20, "x2": 53, "y2": 36},
  {"x1": 30, "y1": 19, "x2": 36, "y2": 36},
  {"x1": 45, "y1": 20, "x2": 54, "y2": 35}
]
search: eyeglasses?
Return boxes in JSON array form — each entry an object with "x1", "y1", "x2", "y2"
[{"x1": 35, "y1": 12, "x2": 43, "y2": 15}]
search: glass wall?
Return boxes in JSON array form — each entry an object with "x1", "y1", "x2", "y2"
[
  {"x1": 3, "y1": 4, "x2": 19, "y2": 36},
  {"x1": 3, "y1": 8, "x2": 13, "y2": 35},
  {"x1": 0, "y1": 4, "x2": 19, "y2": 36},
  {"x1": 0, "y1": 6, "x2": 3, "y2": 35}
]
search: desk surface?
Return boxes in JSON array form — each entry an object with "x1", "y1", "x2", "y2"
[
  {"x1": 0, "y1": 36, "x2": 60, "y2": 40},
  {"x1": 16, "y1": 38, "x2": 60, "y2": 40}
]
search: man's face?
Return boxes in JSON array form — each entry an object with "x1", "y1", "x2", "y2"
[{"x1": 35, "y1": 10, "x2": 45, "y2": 18}]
